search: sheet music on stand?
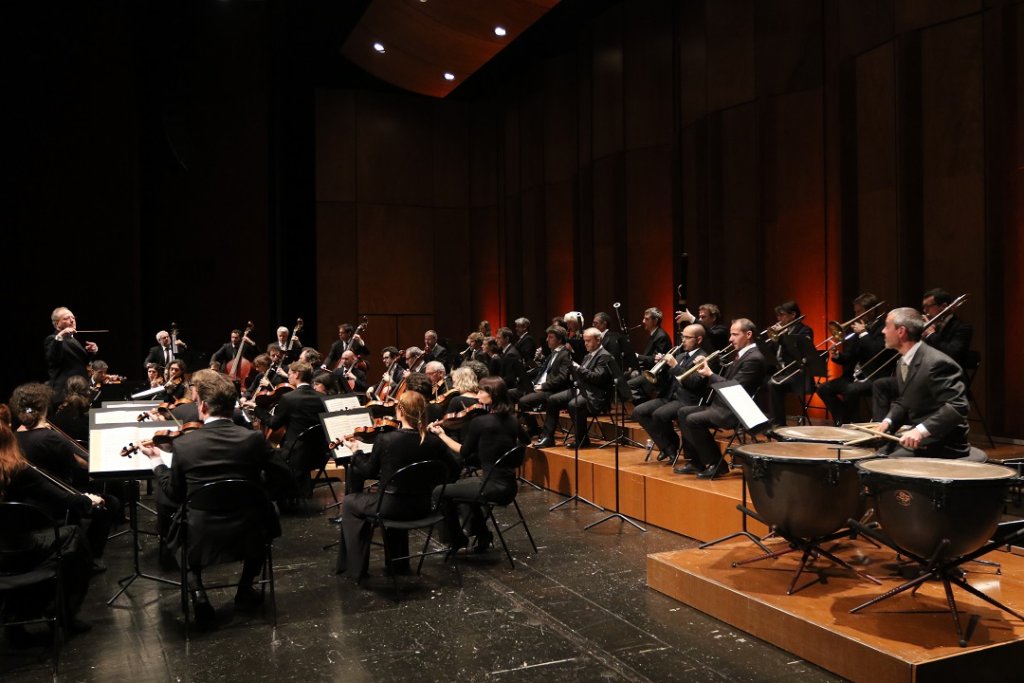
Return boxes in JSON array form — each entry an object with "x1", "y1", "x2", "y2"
[
  {"x1": 90, "y1": 422, "x2": 176, "y2": 477},
  {"x1": 103, "y1": 400, "x2": 160, "y2": 409},
  {"x1": 323, "y1": 395, "x2": 362, "y2": 412},
  {"x1": 713, "y1": 381, "x2": 770, "y2": 431},
  {"x1": 91, "y1": 407, "x2": 153, "y2": 426},
  {"x1": 319, "y1": 408, "x2": 374, "y2": 461}
]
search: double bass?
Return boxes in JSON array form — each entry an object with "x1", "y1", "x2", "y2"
[{"x1": 226, "y1": 321, "x2": 255, "y2": 385}]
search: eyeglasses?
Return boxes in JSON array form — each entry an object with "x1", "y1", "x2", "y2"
[{"x1": 681, "y1": 335, "x2": 697, "y2": 339}]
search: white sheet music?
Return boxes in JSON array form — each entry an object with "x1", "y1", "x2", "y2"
[
  {"x1": 715, "y1": 384, "x2": 770, "y2": 431},
  {"x1": 324, "y1": 395, "x2": 362, "y2": 412},
  {"x1": 102, "y1": 400, "x2": 161, "y2": 409},
  {"x1": 320, "y1": 410, "x2": 374, "y2": 459},
  {"x1": 90, "y1": 423, "x2": 176, "y2": 475},
  {"x1": 92, "y1": 408, "x2": 151, "y2": 425}
]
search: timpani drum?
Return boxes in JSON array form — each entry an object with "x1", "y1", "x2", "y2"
[
  {"x1": 857, "y1": 458, "x2": 1016, "y2": 559},
  {"x1": 732, "y1": 442, "x2": 876, "y2": 539},
  {"x1": 771, "y1": 425, "x2": 876, "y2": 444}
]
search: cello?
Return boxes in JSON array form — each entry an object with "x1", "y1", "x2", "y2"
[{"x1": 226, "y1": 321, "x2": 255, "y2": 385}]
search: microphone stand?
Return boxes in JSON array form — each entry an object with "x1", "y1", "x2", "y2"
[{"x1": 550, "y1": 361, "x2": 603, "y2": 513}]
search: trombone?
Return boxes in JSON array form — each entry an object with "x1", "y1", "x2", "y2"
[
  {"x1": 760, "y1": 314, "x2": 806, "y2": 343},
  {"x1": 675, "y1": 344, "x2": 736, "y2": 383},
  {"x1": 825, "y1": 301, "x2": 886, "y2": 344}
]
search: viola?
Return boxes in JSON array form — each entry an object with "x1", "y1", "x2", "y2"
[
  {"x1": 120, "y1": 421, "x2": 203, "y2": 457},
  {"x1": 435, "y1": 402, "x2": 487, "y2": 430},
  {"x1": 137, "y1": 397, "x2": 194, "y2": 422},
  {"x1": 253, "y1": 383, "x2": 293, "y2": 409},
  {"x1": 327, "y1": 416, "x2": 401, "y2": 449}
]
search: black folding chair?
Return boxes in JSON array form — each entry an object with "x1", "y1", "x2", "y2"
[
  {"x1": 357, "y1": 460, "x2": 455, "y2": 599},
  {"x1": 963, "y1": 350, "x2": 996, "y2": 448},
  {"x1": 177, "y1": 480, "x2": 278, "y2": 639},
  {"x1": 285, "y1": 424, "x2": 337, "y2": 503},
  {"x1": 0, "y1": 502, "x2": 66, "y2": 675},
  {"x1": 449, "y1": 446, "x2": 539, "y2": 569}
]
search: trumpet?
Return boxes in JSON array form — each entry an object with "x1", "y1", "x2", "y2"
[
  {"x1": 760, "y1": 315, "x2": 806, "y2": 343},
  {"x1": 643, "y1": 343, "x2": 685, "y2": 383},
  {"x1": 676, "y1": 344, "x2": 735, "y2": 383}
]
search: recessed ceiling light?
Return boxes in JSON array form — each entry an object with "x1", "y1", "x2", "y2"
[
  {"x1": 373, "y1": 42, "x2": 385, "y2": 53},
  {"x1": 443, "y1": 72, "x2": 456, "y2": 81},
  {"x1": 494, "y1": 26, "x2": 507, "y2": 37}
]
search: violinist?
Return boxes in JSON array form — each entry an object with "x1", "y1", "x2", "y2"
[
  {"x1": 9, "y1": 383, "x2": 117, "y2": 565},
  {"x1": 264, "y1": 345, "x2": 290, "y2": 382},
  {"x1": 211, "y1": 328, "x2": 256, "y2": 370},
  {"x1": 140, "y1": 370, "x2": 282, "y2": 620},
  {"x1": 332, "y1": 350, "x2": 368, "y2": 394},
  {"x1": 0, "y1": 420, "x2": 103, "y2": 642},
  {"x1": 51, "y1": 376, "x2": 94, "y2": 444},
  {"x1": 425, "y1": 361, "x2": 455, "y2": 421},
  {"x1": 159, "y1": 359, "x2": 189, "y2": 402},
  {"x1": 313, "y1": 372, "x2": 341, "y2": 396},
  {"x1": 89, "y1": 360, "x2": 125, "y2": 390},
  {"x1": 430, "y1": 378, "x2": 526, "y2": 553},
  {"x1": 146, "y1": 362, "x2": 166, "y2": 390},
  {"x1": 44, "y1": 307, "x2": 98, "y2": 397},
  {"x1": 446, "y1": 367, "x2": 481, "y2": 415},
  {"x1": 144, "y1": 329, "x2": 186, "y2": 372}
]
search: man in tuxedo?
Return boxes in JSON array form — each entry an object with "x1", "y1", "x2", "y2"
[
  {"x1": 874, "y1": 308, "x2": 969, "y2": 458},
  {"x1": 628, "y1": 307, "x2": 672, "y2": 403},
  {"x1": 274, "y1": 326, "x2": 302, "y2": 366},
  {"x1": 422, "y1": 330, "x2": 450, "y2": 372},
  {"x1": 496, "y1": 326, "x2": 530, "y2": 401},
  {"x1": 332, "y1": 350, "x2": 368, "y2": 394},
  {"x1": 679, "y1": 319, "x2": 768, "y2": 479},
  {"x1": 144, "y1": 330, "x2": 187, "y2": 372},
  {"x1": 921, "y1": 288, "x2": 972, "y2": 372},
  {"x1": 629, "y1": 324, "x2": 709, "y2": 469},
  {"x1": 143, "y1": 370, "x2": 281, "y2": 621},
  {"x1": 765, "y1": 300, "x2": 815, "y2": 426},
  {"x1": 324, "y1": 323, "x2": 370, "y2": 369},
  {"x1": 537, "y1": 328, "x2": 613, "y2": 449},
  {"x1": 816, "y1": 293, "x2": 893, "y2": 425},
  {"x1": 211, "y1": 328, "x2": 256, "y2": 370},
  {"x1": 44, "y1": 307, "x2": 98, "y2": 394},
  {"x1": 592, "y1": 311, "x2": 623, "y2": 368},
  {"x1": 513, "y1": 317, "x2": 538, "y2": 365},
  {"x1": 676, "y1": 303, "x2": 729, "y2": 353},
  {"x1": 255, "y1": 360, "x2": 327, "y2": 495},
  {"x1": 521, "y1": 326, "x2": 574, "y2": 440}
]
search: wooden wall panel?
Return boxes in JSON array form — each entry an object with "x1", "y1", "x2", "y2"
[
  {"x1": 755, "y1": 0, "x2": 824, "y2": 98},
  {"x1": 544, "y1": 53, "x2": 578, "y2": 184},
  {"x1": 626, "y1": 145, "x2": 674, "y2": 324},
  {"x1": 355, "y1": 93, "x2": 434, "y2": 206},
  {"x1": 431, "y1": 103, "x2": 469, "y2": 208},
  {"x1": 520, "y1": 86, "x2": 545, "y2": 192},
  {"x1": 469, "y1": 205, "x2": 502, "y2": 328},
  {"x1": 315, "y1": 202, "x2": 359, "y2": 348},
  {"x1": 590, "y1": 155, "x2": 626, "y2": 309},
  {"x1": 544, "y1": 180, "x2": 577, "y2": 318},
  {"x1": 706, "y1": 0, "x2": 755, "y2": 112},
  {"x1": 357, "y1": 204, "x2": 435, "y2": 315},
  {"x1": 623, "y1": 0, "x2": 674, "y2": 150},
  {"x1": 681, "y1": 124, "x2": 711, "y2": 304},
  {"x1": 432, "y1": 206, "x2": 471, "y2": 342},
  {"x1": 315, "y1": 89, "x2": 356, "y2": 203},
  {"x1": 591, "y1": 3, "x2": 625, "y2": 160},
  {"x1": 855, "y1": 44, "x2": 900, "y2": 302},
  {"x1": 469, "y1": 102, "x2": 498, "y2": 206},
  {"x1": 518, "y1": 188, "x2": 546, "y2": 322},
  {"x1": 838, "y1": 0, "x2": 895, "y2": 58},
  {"x1": 1004, "y1": 4, "x2": 1024, "y2": 433},
  {"x1": 503, "y1": 106, "x2": 522, "y2": 197},
  {"x1": 678, "y1": 0, "x2": 707, "y2": 128},
  {"x1": 895, "y1": 0, "x2": 982, "y2": 33}
]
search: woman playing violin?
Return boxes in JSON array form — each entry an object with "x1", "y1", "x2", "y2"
[
  {"x1": 159, "y1": 359, "x2": 189, "y2": 402},
  {"x1": 146, "y1": 362, "x2": 165, "y2": 389}
]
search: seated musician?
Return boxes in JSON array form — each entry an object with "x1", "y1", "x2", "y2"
[
  {"x1": 513, "y1": 318, "x2": 537, "y2": 363},
  {"x1": 9, "y1": 383, "x2": 117, "y2": 566},
  {"x1": 921, "y1": 288, "x2": 972, "y2": 371},
  {"x1": 325, "y1": 323, "x2": 370, "y2": 369},
  {"x1": 159, "y1": 359, "x2": 189, "y2": 403},
  {"x1": 51, "y1": 376, "x2": 94, "y2": 444},
  {"x1": 521, "y1": 326, "x2": 573, "y2": 442},
  {"x1": 481, "y1": 337, "x2": 501, "y2": 376},
  {"x1": 457, "y1": 332, "x2": 486, "y2": 368},
  {"x1": 425, "y1": 361, "x2": 455, "y2": 422},
  {"x1": 274, "y1": 325, "x2": 302, "y2": 366},
  {"x1": 627, "y1": 307, "x2": 672, "y2": 404},
  {"x1": 535, "y1": 327, "x2": 613, "y2": 449},
  {"x1": 144, "y1": 330, "x2": 185, "y2": 372},
  {"x1": 873, "y1": 308, "x2": 970, "y2": 459},
  {"x1": 630, "y1": 324, "x2": 708, "y2": 469},
  {"x1": 313, "y1": 371, "x2": 341, "y2": 396},
  {"x1": 445, "y1": 367, "x2": 481, "y2": 415},
  {"x1": 765, "y1": 300, "x2": 815, "y2": 427},
  {"x1": 422, "y1": 330, "x2": 450, "y2": 371},
  {"x1": 244, "y1": 354, "x2": 271, "y2": 400},
  {"x1": 592, "y1": 312, "x2": 623, "y2": 368},
  {"x1": 297, "y1": 347, "x2": 324, "y2": 371},
  {"x1": 89, "y1": 360, "x2": 123, "y2": 389},
  {"x1": 678, "y1": 319, "x2": 767, "y2": 479},
  {"x1": 337, "y1": 391, "x2": 458, "y2": 579},
  {"x1": 404, "y1": 346, "x2": 427, "y2": 374},
  {"x1": 211, "y1": 328, "x2": 257, "y2": 370},
  {"x1": 146, "y1": 362, "x2": 165, "y2": 390},
  {"x1": 332, "y1": 350, "x2": 368, "y2": 394},
  {"x1": 430, "y1": 377, "x2": 526, "y2": 554},
  {"x1": 676, "y1": 303, "x2": 729, "y2": 352},
  {"x1": 141, "y1": 370, "x2": 281, "y2": 622},
  {"x1": 0, "y1": 420, "x2": 103, "y2": 643},
  {"x1": 367, "y1": 346, "x2": 406, "y2": 400},
  {"x1": 495, "y1": 327, "x2": 530, "y2": 402},
  {"x1": 254, "y1": 361, "x2": 326, "y2": 497},
  {"x1": 478, "y1": 320, "x2": 492, "y2": 337},
  {"x1": 562, "y1": 311, "x2": 586, "y2": 363},
  {"x1": 816, "y1": 293, "x2": 890, "y2": 425}
]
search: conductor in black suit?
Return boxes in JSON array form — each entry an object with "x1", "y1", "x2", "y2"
[
  {"x1": 873, "y1": 307, "x2": 970, "y2": 459},
  {"x1": 537, "y1": 327, "x2": 614, "y2": 449},
  {"x1": 143, "y1": 370, "x2": 281, "y2": 618},
  {"x1": 44, "y1": 307, "x2": 98, "y2": 395},
  {"x1": 254, "y1": 360, "x2": 326, "y2": 495},
  {"x1": 678, "y1": 319, "x2": 768, "y2": 479}
]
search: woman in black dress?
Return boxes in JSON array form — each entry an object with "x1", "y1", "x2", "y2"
[
  {"x1": 338, "y1": 391, "x2": 458, "y2": 579},
  {"x1": 429, "y1": 377, "x2": 526, "y2": 553}
]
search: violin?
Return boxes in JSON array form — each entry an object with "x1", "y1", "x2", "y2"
[
  {"x1": 120, "y1": 421, "x2": 203, "y2": 457},
  {"x1": 137, "y1": 397, "x2": 194, "y2": 422},
  {"x1": 434, "y1": 402, "x2": 487, "y2": 430},
  {"x1": 368, "y1": 349, "x2": 403, "y2": 401},
  {"x1": 327, "y1": 416, "x2": 401, "y2": 449},
  {"x1": 253, "y1": 383, "x2": 293, "y2": 409},
  {"x1": 226, "y1": 321, "x2": 255, "y2": 384},
  {"x1": 430, "y1": 385, "x2": 459, "y2": 405}
]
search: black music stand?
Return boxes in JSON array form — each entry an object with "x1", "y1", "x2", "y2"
[
  {"x1": 778, "y1": 334, "x2": 827, "y2": 424},
  {"x1": 549, "y1": 371, "x2": 603, "y2": 514},
  {"x1": 106, "y1": 476, "x2": 180, "y2": 605},
  {"x1": 585, "y1": 357, "x2": 645, "y2": 532}
]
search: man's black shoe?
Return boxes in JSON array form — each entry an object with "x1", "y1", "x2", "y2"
[
  {"x1": 697, "y1": 460, "x2": 727, "y2": 480},
  {"x1": 533, "y1": 436, "x2": 555, "y2": 448},
  {"x1": 673, "y1": 462, "x2": 700, "y2": 475}
]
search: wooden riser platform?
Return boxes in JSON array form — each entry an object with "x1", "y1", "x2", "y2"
[
  {"x1": 647, "y1": 539, "x2": 1024, "y2": 682},
  {"x1": 521, "y1": 443, "x2": 768, "y2": 541}
]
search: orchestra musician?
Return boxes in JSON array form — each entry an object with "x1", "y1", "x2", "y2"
[
  {"x1": 159, "y1": 359, "x2": 189, "y2": 402},
  {"x1": 627, "y1": 307, "x2": 672, "y2": 404},
  {"x1": 815, "y1": 293, "x2": 892, "y2": 425},
  {"x1": 211, "y1": 328, "x2": 256, "y2": 369},
  {"x1": 404, "y1": 347, "x2": 427, "y2": 374},
  {"x1": 592, "y1": 312, "x2": 624, "y2": 368},
  {"x1": 521, "y1": 326, "x2": 574, "y2": 442},
  {"x1": 456, "y1": 332, "x2": 486, "y2": 368},
  {"x1": 630, "y1": 324, "x2": 709, "y2": 470},
  {"x1": 324, "y1": 323, "x2": 370, "y2": 369},
  {"x1": 513, "y1": 318, "x2": 537, "y2": 363},
  {"x1": 536, "y1": 328, "x2": 613, "y2": 449},
  {"x1": 445, "y1": 366, "x2": 481, "y2": 416},
  {"x1": 274, "y1": 325, "x2": 302, "y2": 366},
  {"x1": 678, "y1": 319, "x2": 767, "y2": 479},
  {"x1": 675, "y1": 303, "x2": 729, "y2": 352},
  {"x1": 144, "y1": 330, "x2": 186, "y2": 372},
  {"x1": 563, "y1": 311, "x2": 586, "y2": 363},
  {"x1": 146, "y1": 362, "x2": 165, "y2": 390},
  {"x1": 312, "y1": 371, "x2": 341, "y2": 396},
  {"x1": 89, "y1": 360, "x2": 124, "y2": 389},
  {"x1": 422, "y1": 330, "x2": 450, "y2": 372},
  {"x1": 51, "y1": 376, "x2": 94, "y2": 444},
  {"x1": 368, "y1": 346, "x2": 406, "y2": 400},
  {"x1": 873, "y1": 308, "x2": 970, "y2": 459},
  {"x1": 482, "y1": 337, "x2": 501, "y2": 377},
  {"x1": 765, "y1": 300, "x2": 815, "y2": 427},
  {"x1": 921, "y1": 288, "x2": 972, "y2": 372},
  {"x1": 495, "y1": 327, "x2": 531, "y2": 402},
  {"x1": 332, "y1": 350, "x2": 368, "y2": 394},
  {"x1": 45, "y1": 307, "x2": 98, "y2": 398}
]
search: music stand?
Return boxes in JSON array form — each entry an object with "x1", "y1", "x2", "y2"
[
  {"x1": 778, "y1": 334, "x2": 827, "y2": 424},
  {"x1": 549, "y1": 366, "x2": 604, "y2": 514},
  {"x1": 318, "y1": 407, "x2": 374, "y2": 512},
  {"x1": 89, "y1": 421, "x2": 182, "y2": 605},
  {"x1": 585, "y1": 357, "x2": 645, "y2": 532}
]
